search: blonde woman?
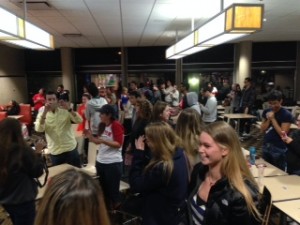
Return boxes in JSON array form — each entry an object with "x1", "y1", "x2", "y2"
[
  {"x1": 130, "y1": 122, "x2": 189, "y2": 225},
  {"x1": 35, "y1": 169, "x2": 110, "y2": 225},
  {"x1": 187, "y1": 121, "x2": 261, "y2": 225},
  {"x1": 175, "y1": 108, "x2": 204, "y2": 166}
]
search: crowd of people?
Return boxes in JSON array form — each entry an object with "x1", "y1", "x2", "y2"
[{"x1": 0, "y1": 78, "x2": 300, "y2": 225}]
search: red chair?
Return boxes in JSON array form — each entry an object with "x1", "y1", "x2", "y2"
[
  {"x1": 19, "y1": 104, "x2": 33, "y2": 130},
  {"x1": 0, "y1": 111, "x2": 7, "y2": 121}
]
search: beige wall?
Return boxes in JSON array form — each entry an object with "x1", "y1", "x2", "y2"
[{"x1": 0, "y1": 44, "x2": 27, "y2": 104}]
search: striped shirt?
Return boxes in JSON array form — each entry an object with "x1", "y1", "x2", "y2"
[{"x1": 190, "y1": 194, "x2": 206, "y2": 225}]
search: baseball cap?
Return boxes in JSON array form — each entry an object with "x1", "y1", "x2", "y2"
[{"x1": 97, "y1": 104, "x2": 116, "y2": 118}]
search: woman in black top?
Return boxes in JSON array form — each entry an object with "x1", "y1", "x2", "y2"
[
  {"x1": 281, "y1": 114, "x2": 300, "y2": 175},
  {"x1": 6, "y1": 100, "x2": 20, "y2": 116},
  {"x1": 187, "y1": 122, "x2": 261, "y2": 225},
  {"x1": 0, "y1": 118, "x2": 44, "y2": 225}
]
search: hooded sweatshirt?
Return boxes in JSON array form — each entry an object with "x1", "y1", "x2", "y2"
[
  {"x1": 85, "y1": 96, "x2": 108, "y2": 135},
  {"x1": 186, "y1": 92, "x2": 201, "y2": 115}
]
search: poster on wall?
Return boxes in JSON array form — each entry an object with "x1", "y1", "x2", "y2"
[{"x1": 94, "y1": 74, "x2": 118, "y2": 87}]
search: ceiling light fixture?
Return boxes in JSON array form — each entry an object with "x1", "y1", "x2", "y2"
[
  {"x1": 166, "y1": 3, "x2": 263, "y2": 59},
  {"x1": 63, "y1": 33, "x2": 82, "y2": 38},
  {"x1": 0, "y1": 5, "x2": 54, "y2": 50}
]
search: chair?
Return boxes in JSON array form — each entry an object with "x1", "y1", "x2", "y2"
[
  {"x1": 260, "y1": 186, "x2": 272, "y2": 225},
  {"x1": 0, "y1": 111, "x2": 7, "y2": 121},
  {"x1": 81, "y1": 141, "x2": 98, "y2": 176},
  {"x1": 19, "y1": 104, "x2": 33, "y2": 130}
]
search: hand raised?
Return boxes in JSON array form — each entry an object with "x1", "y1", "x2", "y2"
[{"x1": 135, "y1": 135, "x2": 145, "y2": 151}]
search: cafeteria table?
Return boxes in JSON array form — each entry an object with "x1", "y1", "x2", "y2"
[
  {"x1": 36, "y1": 163, "x2": 94, "y2": 200},
  {"x1": 250, "y1": 158, "x2": 288, "y2": 178},
  {"x1": 258, "y1": 175, "x2": 300, "y2": 202},
  {"x1": 7, "y1": 115, "x2": 24, "y2": 120},
  {"x1": 273, "y1": 199, "x2": 300, "y2": 225},
  {"x1": 256, "y1": 121, "x2": 298, "y2": 129},
  {"x1": 223, "y1": 113, "x2": 257, "y2": 134}
]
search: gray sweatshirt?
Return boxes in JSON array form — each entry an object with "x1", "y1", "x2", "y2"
[
  {"x1": 85, "y1": 97, "x2": 108, "y2": 135},
  {"x1": 200, "y1": 96, "x2": 217, "y2": 122}
]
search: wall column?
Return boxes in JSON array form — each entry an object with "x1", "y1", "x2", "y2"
[
  {"x1": 233, "y1": 41, "x2": 252, "y2": 85},
  {"x1": 61, "y1": 47, "x2": 75, "y2": 102},
  {"x1": 175, "y1": 58, "x2": 182, "y2": 86},
  {"x1": 295, "y1": 42, "x2": 300, "y2": 101},
  {"x1": 121, "y1": 47, "x2": 128, "y2": 87}
]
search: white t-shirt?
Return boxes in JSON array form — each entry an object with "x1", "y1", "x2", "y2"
[{"x1": 96, "y1": 121, "x2": 123, "y2": 164}]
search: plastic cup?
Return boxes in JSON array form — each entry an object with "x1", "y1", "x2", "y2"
[{"x1": 256, "y1": 163, "x2": 266, "y2": 186}]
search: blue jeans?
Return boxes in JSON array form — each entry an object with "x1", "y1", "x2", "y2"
[
  {"x1": 96, "y1": 161, "x2": 122, "y2": 208},
  {"x1": 262, "y1": 143, "x2": 287, "y2": 171},
  {"x1": 50, "y1": 146, "x2": 81, "y2": 168},
  {"x1": 3, "y1": 200, "x2": 35, "y2": 225}
]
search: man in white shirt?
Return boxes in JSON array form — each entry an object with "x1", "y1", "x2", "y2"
[
  {"x1": 200, "y1": 87, "x2": 217, "y2": 123},
  {"x1": 162, "y1": 80, "x2": 174, "y2": 105},
  {"x1": 170, "y1": 85, "x2": 180, "y2": 107}
]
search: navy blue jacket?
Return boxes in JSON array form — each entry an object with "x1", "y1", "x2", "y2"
[{"x1": 129, "y1": 148, "x2": 189, "y2": 225}]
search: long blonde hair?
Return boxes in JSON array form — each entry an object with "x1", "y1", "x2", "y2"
[
  {"x1": 144, "y1": 122, "x2": 182, "y2": 182},
  {"x1": 35, "y1": 169, "x2": 111, "y2": 225},
  {"x1": 203, "y1": 121, "x2": 261, "y2": 220},
  {"x1": 175, "y1": 108, "x2": 203, "y2": 162}
]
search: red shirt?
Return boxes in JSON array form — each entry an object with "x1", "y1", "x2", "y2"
[
  {"x1": 32, "y1": 93, "x2": 45, "y2": 111},
  {"x1": 77, "y1": 104, "x2": 87, "y2": 131}
]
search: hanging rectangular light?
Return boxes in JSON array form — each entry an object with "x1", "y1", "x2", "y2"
[
  {"x1": 0, "y1": 7, "x2": 22, "y2": 40},
  {"x1": 166, "y1": 32, "x2": 209, "y2": 59},
  {"x1": 195, "y1": 4, "x2": 263, "y2": 47},
  {"x1": 0, "y1": 6, "x2": 54, "y2": 50},
  {"x1": 166, "y1": 3, "x2": 263, "y2": 59}
]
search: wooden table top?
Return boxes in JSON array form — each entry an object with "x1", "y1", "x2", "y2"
[
  {"x1": 7, "y1": 115, "x2": 24, "y2": 120},
  {"x1": 250, "y1": 158, "x2": 288, "y2": 178},
  {"x1": 217, "y1": 105, "x2": 225, "y2": 110},
  {"x1": 256, "y1": 121, "x2": 298, "y2": 129},
  {"x1": 273, "y1": 199, "x2": 300, "y2": 223},
  {"x1": 258, "y1": 175, "x2": 300, "y2": 202},
  {"x1": 36, "y1": 164, "x2": 95, "y2": 200},
  {"x1": 223, "y1": 113, "x2": 257, "y2": 119}
]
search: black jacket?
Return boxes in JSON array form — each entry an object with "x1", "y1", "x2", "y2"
[
  {"x1": 286, "y1": 130, "x2": 300, "y2": 174},
  {"x1": 0, "y1": 146, "x2": 44, "y2": 205},
  {"x1": 240, "y1": 86, "x2": 256, "y2": 111},
  {"x1": 187, "y1": 163, "x2": 260, "y2": 225}
]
